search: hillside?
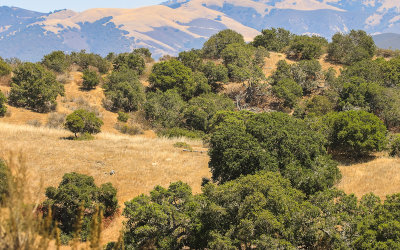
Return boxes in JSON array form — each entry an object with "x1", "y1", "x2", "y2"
[{"x1": 2, "y1": 0, "x2": 400, "y2": 60}]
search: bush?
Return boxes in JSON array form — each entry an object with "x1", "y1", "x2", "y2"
[
  {"x1": 103, "y1": 69, "x2": 145, "y2": 112},
  {"x1": 178, "y1": 49, "x2": 203, "y2": 71},
  {"x1": 148, "y1": 59, "x2": 195, "y2": 100},
  {"x1": 81, "y1": 69, "x2": 100, "y2": 90},
  {"x1": 65, "y1": 109, "x2": 103, "y2": 137},
  {"x1": 202, "y1": 29, "x2": 245, "y2": 59},
  {"x1": 41, "y1": 51, "x2": 70, "y2": 73},
  {"x1": 201, "y1": 62, "x2": 229, "y2": 92},
  {"x1": 43, "y1": 172, "x2": 118, "y2": 241},
  {"x1": 328, "y1": 30, "x2": 376, "y2": 65},
  {"x1": 144, "y1": 90, "x2": 185, "y2": 128},
  {"x1": 70, "y1": 50, "x2": 111, "y2": 74},
  {"x1": 0, "y1": 90, "x2": 7, "y2": 117},
  {"x1": 117, "y1": 111, "x2": 129, "y2": 123},
  {"x1": 115, "y1": 122, "x2": 143, "y2": 135},
  {"x1": 46, "y1": 113, "x2": 66, "y2": 128},
  {"x1": 325, "y1": 111, "x2": 387, "y2": 156},
  {"x1": 9, "y1": 63, "x2": 64, "y2": 113},
  {"x1": 305, "y1": 95, "x2": 335, "y2": 116},
  {"x1": 0, "y1": 58, "x2": 12, "y2": 77}
]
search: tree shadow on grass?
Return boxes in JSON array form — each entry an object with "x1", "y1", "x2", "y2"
[{"x1": 330, "y1": 152, "x2": 377, "y2": 166}]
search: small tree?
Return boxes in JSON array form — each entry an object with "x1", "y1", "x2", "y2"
[
  {"x1": 113, "y1": 52, "x2": 145, "y2": 75},
  {"x1": 287, "y1": 35, "x2": 327, "y2": 60},
  {"x1": 82, "y1": 69, "x2": 100, "y2": 90},
  {"x1": 65, "y1": 109, "x2": 103, "y2": 138},
  {"x1": 0, "y1": 159, "x2": 9, "y2": 204},
  {"x1": 0, "y1": 90, "x2": 7, "y2": 117},
  {"x1": 251, "y1": 28, "x2": 293, "y2": 52},
  {"x1": 325, "y1": 111, "x2": 387, "y2": 157},
  {"x1": 271, "y1": 78, "x2": 303, "y2": 109},
  {"x1": 202, "y1": 29, "x2": 245, "y2": 59}
]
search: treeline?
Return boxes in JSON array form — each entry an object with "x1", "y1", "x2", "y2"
[{"x1": 1, "y1": 27, "x2": 400, "y2": 248}]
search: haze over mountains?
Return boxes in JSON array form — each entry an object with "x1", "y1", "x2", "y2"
[{"x1": 1, "y1": 0, "x2": 400, "y2": 61}]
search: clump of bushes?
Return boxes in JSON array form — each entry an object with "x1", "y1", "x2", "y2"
[
  {"x1": 46, "y1": 112, "x2": 66, "y2": 128},
  {"x1": 0, "y1": 159, "x2": 9, "y2": 204},
  {"x1": 390, "y1": 134, "x2": 400, "y2": 157},
  {"x1": 117, "y1": 111, "x2": 129, "y2": 123},
  {"x1": 0, "y1": 58, "x2": 12, "y2": 77},
  {"x1": 41, "y1": 51, "x2": 71, "y2": 73},
  {"x1": 43, "y1": 172, "x2": 118, "y2": 242},
  {"x1": 115, "y1": 122, "x2": 143, "y2": 135}
]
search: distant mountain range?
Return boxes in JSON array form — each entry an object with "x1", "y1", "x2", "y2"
[{"x1": 1, "y1": 0, "x2": 400, "y2": 61}]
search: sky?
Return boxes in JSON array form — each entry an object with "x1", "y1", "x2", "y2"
[{"x1": 0, "y1": 0, "x2": 165, "y2": 13}]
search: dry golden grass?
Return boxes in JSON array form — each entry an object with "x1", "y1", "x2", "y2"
[
  {"x1": 0, "y1": 122, "x2": 210, "y2": 245},
  {"x1": 337, "y1": 157, "x2": 400, "y2": 200}
]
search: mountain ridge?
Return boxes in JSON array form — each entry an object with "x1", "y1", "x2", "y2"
[{"x1": 1, "y1": 0, "x2": 400, "y2": 61}]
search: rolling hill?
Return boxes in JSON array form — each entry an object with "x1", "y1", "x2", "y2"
[{"x1": 1, "y1": 0, "x2": 400, "y2": 61}]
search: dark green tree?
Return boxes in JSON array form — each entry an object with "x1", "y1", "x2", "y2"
[
  {"x1": 287, "y1": 35, "x2": 327, "y2": 60},
  {"x1": 271, "y1": 78, "x2": 303, "y2": 109},
  {"x1": 178, "y1": 49, "x2": 203, "y2": 71},
  {"x1": 65, "y1": 109, "x2": 103, "y2": 137},
  {"x1": 8, "y1": 63, "x2": 64, "y2": 113},
  {"x1": 0, "y1": 58, "x2": 12, "y2": 77},
  {"x1": 201, "y1": 61, "x2": 229, "y2": 91},
  {"x1": 0, "y1": 159, "x2": 9, "y2": 204}
]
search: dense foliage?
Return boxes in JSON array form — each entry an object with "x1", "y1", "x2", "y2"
[
  {"x1": 9, "y1": 62, "x2": 64, "y2": 113},
  {"x1": 112, "y1": 52, "x2": 145, "y2": 75},
  {"x1": 325, "y1": 111, "x2": 387, "y2": 156},
  {"x1": 41, "y1": 51, "x2": 71, "y2": 73},
  {"x1": 0, "y1": 160, "x2": 9, "y2": 204},
  {"x1": 43, "y1": 172, "x2": 118, "y2": 240},
  {"x1": 251, "y1": 28, "x2": 292, "y2": 52},
  {"x1": 202, "y1": 29, "x2": 245, "y2": 59},
  {"x1": 208, "y1": 111, "x2": 340, "y2": 194},
  {"x1": 0, "y1": 58, "x2": 12, "y2": 77}
]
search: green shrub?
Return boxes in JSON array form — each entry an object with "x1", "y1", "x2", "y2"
[
  {"x1": 178, "y1": 49, "x2": 203, "y2": 71},
  {"x1": 70, "y1": 51, "x2": 110, "y2": 74},
  {"x1": 173, "y1": 142, "x2": 193, "y2": 151},
  {"x1": 41, "y1": 51, "x2": 70, "y2": 73},
  {"x1": 325, "y1": 111, "x2": 387, "y2": 157},
  {"x1": 117, "y1": 111, "x2": 129, "y2": 123},
  {"x1": 305, "y1": 95, "x2": 335, "y2": 116},
  {"x1": 9, "y1": 63, "x2": 64, "y2": 113},
  {"x1": 43, "y1": 172, "x2": 118, "y2": 241},
  {"x1": 65, "y1": 109, "x2": 103, "y2": 137},
  {"x1": 201, "y1": 62, "x2": 229, "y2": 92},
  {"x1": 82, "y1": 69, "x2": 100, "y2": 90},
  {"x1": 0, "y1": 90, "x2": 7, "y2": 117},
  {"x1": 103, "y1": 69, "x2": 145, "y2": 112}
]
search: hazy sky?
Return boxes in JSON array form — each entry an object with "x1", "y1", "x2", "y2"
[{"x1": 0, "y1": 0, "x2": 165, "y2": 13}]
